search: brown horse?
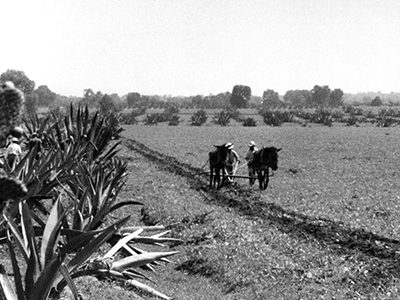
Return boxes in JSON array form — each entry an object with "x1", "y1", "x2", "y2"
[
  {"x1": 209, "y1": 143, "x2": 230, "y2": 189},
  {"x1": 248, "y1": 146, "x2": 281, "y2": 190}
]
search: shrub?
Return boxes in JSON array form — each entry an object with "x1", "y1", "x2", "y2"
[
  {"x1": 212, "y1": 110, "x2": 232, "y2": 126},
  {"x1": 190, "y1": 110, "x2": 208, "y2": 126},
  {"x1": 364, "y1": 110, "x2": 376, "y2": 119},
  {"x1": 242, "y1": 117, "x2": 257, "y2": 127},
  {"x1": 168, "y1": 114, "x2": 180, "y2": 126},
  {"x1": 143, "y1": 114, "x2": 160, "y2": 125},
  {"x1": 226, "y1": 108, "x2": 242, "y2": 122},
  {"x1": 376, "y1": 115, "x2": 396, "y2": 127},
  {"x1": 346, "y1": 115, "x2": 358, "y2": 126},
  {"x1": 120, "y1": 106, "x2": 147, "y2": 125},
  {"x1": 311, "y1": 108, "x2": 333, "y2": 126}
]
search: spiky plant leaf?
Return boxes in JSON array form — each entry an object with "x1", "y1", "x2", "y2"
[
  {"x1": 104, "y1": 229, "x2": 143, "y2": 258},
  {"x1": 110, "y1": 251, "x2": 178, "y2": 272},
  {"x1": 125, "y1": 279, "x2": 172, "y2": 300},
  {"x1": 0, "y1": 264, "x2": 18, "y2": 300},
  {"x1": 40, "y1": 198, "x2": 67, "y2": 267}
]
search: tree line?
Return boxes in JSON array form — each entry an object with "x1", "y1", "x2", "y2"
[{"x1": 1, "y1": 69, "x2": 399, "y2": 116}]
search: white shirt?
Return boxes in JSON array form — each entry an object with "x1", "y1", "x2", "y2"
[{"x1": 6, "y1": 142, "x2": 22, "y2": 156}]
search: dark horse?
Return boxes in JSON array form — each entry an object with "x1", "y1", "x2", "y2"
[
  {"x1": 209, "y1": 143, "x2": 230, "y2": 189},
  {"x1": 248, "y1": 146, "x2": 281, "y2": 190}
]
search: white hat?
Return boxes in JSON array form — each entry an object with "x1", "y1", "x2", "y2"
[
  {"x1": 225, "y1": 142, "x2": 234, "y2": 149},
  {"x1": 12, "y1": 137, "x2": 19, "y2": 143},
  {"x1": 248, "y1": 141, "x2": 256, "y2": 147}
]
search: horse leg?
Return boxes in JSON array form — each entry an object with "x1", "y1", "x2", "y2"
[
  {"x1": 257, "y1": 170, "x2": 264, "y2": 190},
  {"x1": 217, "y1": 168, "x2": 222, "y2": 189},
  {"x1": 263, "y1": 169, "x2": 269, "y2": 190},
  {"x1": 210, "y1": 167, "x2": 214, "y2": 189}
]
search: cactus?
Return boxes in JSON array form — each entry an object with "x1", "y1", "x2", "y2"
[
  {"x1": 0, "y1": 81, "x2": 25, "y2": 144},
  {"x1": 0, "y1": 177, "x2": 27, "y2": 203}
]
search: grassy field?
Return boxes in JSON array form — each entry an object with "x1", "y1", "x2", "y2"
[
  {"x1": 4, "y1": 119, "x2": 396, "y2": 299},
  {"x1": 102, "y1": 122, "x2": 400, "y2": 299}
]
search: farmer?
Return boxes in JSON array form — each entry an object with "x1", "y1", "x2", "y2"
[
  {"x1": 5, "y1": 137, "x2": 22, "y2": 169},
  {"x1": 225, "y1": 142, "x2": 240, "y2": 182},
  {"x1": 245, "y1": 141, "x2": 258, "y2": 179},
  {"x1": 28, "y1": 133, "x2": 42, "y2": 159}
]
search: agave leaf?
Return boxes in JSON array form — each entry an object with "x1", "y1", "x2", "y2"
[
  {"x1": 60, "y1": 231, "x2": 99, "y2": 255},
  {"x1": 64, "y1": 216, "x2": 130, "y2": 275},
  {"x1": 122, "y1": 270, "x2": 154, "y2": 282},
  {"x1": 59, "y1": 263, "x2": 79, "y2": 300},
  {"x1": 3, "y1": 213, "x2": 29, "y2": 262},
  {"x1": 127, "y1": 246, "x2": 172, "y2": 266},
  {"x1": 130, "y1": 236, "x2": 183, "y2": 245},
  {"x1": 120, "y1": 244, "x2": 157, "y2": 271},
  {"x1": 21, "y1": 203, "x2": 41, "y2": 295},
  {"x1": 109, "y1": 201, "x2": 143, "y2": 214},
  {"x1": 119, "y1": 225, "x2": 166, "y2": 234},
  {"x1": 110, "y1": 251, "x2": 178, "y2": 272},
  {"x1": 0, "y1": 265, "x2": 18, "y2": 300},
  {"x1": 5, "y1": 232, "x2": 25, "y2": 300},
  {"x1": 125, "y1": 278, "x2": 171, "y2": 300},
  {"x1": 104, "y1": 228, "x2": 143, "y2": 258},
  {"x1": 40, "y1": 198, "x2": 67, "y2": 267},
  {"x1": 99, "y1": 142, "x2": 121, "y2": 161},
  {"x1": 29, "y1": 255, "x2": 63, "y2": 300},
  {"x1": 150, "y1": 231, "x2": 171, "y2": 238}
]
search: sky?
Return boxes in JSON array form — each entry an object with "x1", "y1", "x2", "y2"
[{"x1": 1, "y1": 0, "x2": 400, "y2": 97}]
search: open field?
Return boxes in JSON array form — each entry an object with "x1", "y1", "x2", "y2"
[{"x1": 108, "y1": 123, "x2": 400, "y2": 299}]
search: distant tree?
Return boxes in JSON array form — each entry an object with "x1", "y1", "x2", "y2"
[
  {"x1": 35, "y1": 85, "x2": 57, "y2": 107},
  {"x1": 262, "y1": 89, "x2": 281, "y2": 106},
  {"x1": 204, "y1": 92, "x2": 231, "y2": 109},
  {"x1": 191, "y1": 95, "x2": 204, "y2": 108},
  {"x1": 362, "y1": 96, "x2": 372, "y2": 105},
  {"x1": 0, "y1": 69, "x2": 35, "y2": 95},
  {"x1": 99, "y1": 94, "x2": 117, "y2": 114},
  {"x1": 310, "y1": 85, "x2": 331, "y2": 106},
  {"x1": 328, "y1": 88, "x2": 344, "y2": 107},
  {"x1": 25, "y1": 94, "x2": 38, "y2": 116},
  {"x1": 127, "y1": 92, "x2": 142, "y2": 107},
  {"x1": 81, "y1": 89, "x2": 103, "y2": 107},
  {"x1": 370, "y1": 96, "x2": 383, "y2": 106},
  {"x1": 283, "y1": 90, "x2": 311, "y2": 106},
  {"x1": 1, "y1": 69, "x2": 37, "y2": 116},
  {"x1": 230, "y1": 85, "x2": 251, "y2": 108}
]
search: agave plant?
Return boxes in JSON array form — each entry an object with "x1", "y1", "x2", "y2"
[
  {"x1": 168, "y1": 114, "x2": 180, "y2": 126},
  {"x1": 190, "y1": 110, "x2": 207, "y2": 126},
  {"x1": 1, "y1": 197, "x2": 180, "y2": 300},
  {"x1": 0, "y1": 91, "x2": 181, "y2": 299},
  {"x1": 212, "y1": 110, "x2": 232, "y2": 126},
  {"x1": 242, "y1": 117, "x2": 257, "y2": 127},
  {"x1": 143, "y1": 114, "x2": 160, "y2": 125},
  {"x1": 260, "y1": 110, "x2": 283, "y2": 126}
]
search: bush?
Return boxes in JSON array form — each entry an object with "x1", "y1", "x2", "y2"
[
  {"x1": 376, "y1": 115, "x2": 396, "y2": 127},
  {"x1": 190, "y1": 110, "x2": 208, "y2": 126},
  {"x1": 212, "y1": 110, "x2": 232, "y2": 126},
  {"x1": 168, "y1": 114, "x2": 180, "y2": 126},
  {"x1": 346, "y1": 115, "x2": 358, "y2": 126},
  {"x1": 120, "y1": 106, "x2": 146, "y2": 125},
  {"x1": 242, "y1": 117, "x2": 257, "y2": 127},
  {"x1": 311, "y1": 108, "x2": 333, "y2": 126},
  {"x1": 143, "y1": 114, "x2": 160, "y2": 125}
]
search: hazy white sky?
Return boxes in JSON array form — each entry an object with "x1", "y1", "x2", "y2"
[{"x1": 2, "y1": 0, "x2": 400, "y2": 97}]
